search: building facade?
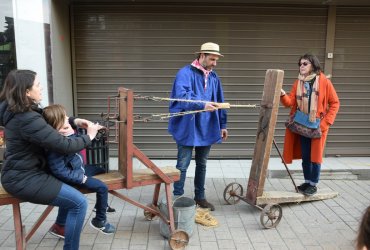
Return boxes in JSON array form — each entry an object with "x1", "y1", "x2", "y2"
[{"x1": 1, "y1": 0, "x2": 370, "y2": 158}]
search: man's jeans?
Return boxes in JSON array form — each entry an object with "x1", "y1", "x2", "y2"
[
  {"x1": 173, "y1": 144, "x2": 211, "y2": 200},
  {"x1": 300, "y1": 135, "x2": 321, "y2": 185},
  {"x1": 51, "y1": 183, "x2": 88, "y2": 250}
]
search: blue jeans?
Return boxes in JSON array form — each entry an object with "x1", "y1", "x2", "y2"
[
  {"x1": 300, "y1": 135, "x2": 321, "y2": 185},
  {"x1": 173, "y1": 144, "x2": 211, "y2": 200},
  {"x1": 56, "y1": 165, "x2": 108, "y2": 223},
  {"x1": 51, "y1": 183, "x2": 88, "y2": 250},
  {"x1": 83, "y1": 165, "x2": 108, "y2": 221}
]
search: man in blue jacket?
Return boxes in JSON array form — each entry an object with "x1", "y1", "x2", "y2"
[{"x1": 168, "y1": 42, "x2": 228, "y2": 211}]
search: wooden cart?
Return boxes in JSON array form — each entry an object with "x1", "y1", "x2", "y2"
[
  {"x1": 223, "y1": 69, "x2": 338, "y2": 229},
  {"x1": 0, "y1": 87, "x2": 188, "y2": 250}
]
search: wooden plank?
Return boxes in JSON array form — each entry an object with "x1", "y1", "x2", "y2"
[
  {"x1": 118, "y1": 88, "x2": 134, "y2": 188},
  {"x1": 132, "y1": 166, "x2": 179, "y2": 181},
  {"x1": 256, "y1": 189, "x2": 339, "y2": 205},
  {"x1": 246, "y1": 69, "x2": 284, "y2": 205}
]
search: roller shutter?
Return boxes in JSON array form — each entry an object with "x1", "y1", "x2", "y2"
[
  {"x1": 327, "y1": 6, "x2": 370, "y2": 156},
  {"x1": 72, "y1": 3, "x2": 330, "y2": 158}
]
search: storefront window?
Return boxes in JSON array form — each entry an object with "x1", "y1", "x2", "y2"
[{"x1": 0, "y1": 1, "x2": 16, "y2": 90}]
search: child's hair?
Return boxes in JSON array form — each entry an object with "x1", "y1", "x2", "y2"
[
  {"x1": 357, "y1": 206, "x2": 370, "y2": 250},
  {"x1": 43, "y1": 104, "x2": 67, "y2": 130}
]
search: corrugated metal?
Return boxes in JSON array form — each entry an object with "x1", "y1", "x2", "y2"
[
  {"x1": 72, "y1": 3, "x2": 329, "y2": 158},
  {"x1": 328, "y1": 7, "x2": 370, "y2": 156}
]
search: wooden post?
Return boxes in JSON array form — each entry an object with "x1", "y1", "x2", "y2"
[
  {"x1": 246, "y1": 69, "x2": 284, "y2": 205},
  {"x1": 118, "y1": 88, "x2": 134, "y2": 188}
]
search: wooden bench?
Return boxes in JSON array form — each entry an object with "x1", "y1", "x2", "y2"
[{"x1": 0, "y1": 167, "x2": 179, "y2": 250}]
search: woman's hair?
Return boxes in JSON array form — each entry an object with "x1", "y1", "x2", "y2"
[
  {"x1": 357, "y1": 206, "x2": 370, "y2": 250},
  {"x1": 42, "y1": 104, "x2": 67, "y2": 130},
  {"x1": 298, "y1": 53, "x2": 322, "y2": 74},
  {"x1": 0, "y1": 69, "x2": 37, "y2": 113}
]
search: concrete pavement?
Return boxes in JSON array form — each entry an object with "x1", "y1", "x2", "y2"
[{"x1": 0, "y1": 157, "x2": 369, "y2": 249}]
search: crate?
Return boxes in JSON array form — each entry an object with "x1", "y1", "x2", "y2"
[{"x1": 78, "y1": 128, "x2": 109, "y2": 173}]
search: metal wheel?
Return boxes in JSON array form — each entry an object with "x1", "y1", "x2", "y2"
[
  {"x1": 260, "y1": 203, "x2": 282, "y2": 229},
  {"x1": 169, "y1": 230, "x2": 189, "y2": 250},
  {"x1": 143, "y1": 204, "x2": 157, "y2": 221},
  {"x1": 223, "y1": 182, "x2": 244, "y2": 205}
]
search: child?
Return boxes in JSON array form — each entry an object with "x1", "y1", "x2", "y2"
[{"x1": 43, "y1": 104, "x2": 116, "y2": 236}]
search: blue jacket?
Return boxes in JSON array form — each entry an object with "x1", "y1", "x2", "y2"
[
  {"x1": 168, "y1": 64, "x2": 227, "y2": 146},
  {"x1": 47, "y1": 134, "x2": 85, "y2": 185}
]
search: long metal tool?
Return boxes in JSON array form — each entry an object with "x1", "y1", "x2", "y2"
[{"x1": 272, "y1": 138, "x2": 298, "y2": 192}]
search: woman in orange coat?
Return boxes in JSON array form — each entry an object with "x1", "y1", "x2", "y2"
[{"x1": 280, "y1": 53, "x2": 340, "y2": 196}]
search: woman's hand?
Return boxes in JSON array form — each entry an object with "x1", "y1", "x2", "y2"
[
  {"x1": 74, "y1": 118, "x2": 91, "y2": 129},
  {"x1": 86, "y1": 123, "x2": 101, "y2": 140}
]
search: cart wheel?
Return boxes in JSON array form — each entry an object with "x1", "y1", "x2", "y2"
[
  {"x1": 223, "y1": 182, "x2": 244, "y2": 205},
  {"x1": 143, "y1": 204, "x2": 157, "y2": 221},
  {"x1": 260, "y1": 203, "x2": 282, "y2": 229},
  {"x1": 169, "y1": 229, "x2": 189, "y2": 250}
]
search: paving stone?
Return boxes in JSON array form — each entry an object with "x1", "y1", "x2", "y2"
[{"x1": 2, "y1": 169, "x2": 370, "y2": 250}]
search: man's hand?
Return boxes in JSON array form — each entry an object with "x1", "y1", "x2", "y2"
[
  {"x1": 221, "y1": 129, "x2": 228, "y2": 141},
  {"x1": 204, "y1": 102, "x2": 219, "y2": 111}
]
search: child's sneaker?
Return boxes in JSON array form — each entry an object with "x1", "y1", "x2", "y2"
[
  {"x1": 93, "y1": 206, "x2": 116, "y2": 214},
  {"x1": 49, "y1": 223, "x2": 65, "y2": 239},
  {"x1": 90, "y1": 218, "x2": 116, "y2": 235}
]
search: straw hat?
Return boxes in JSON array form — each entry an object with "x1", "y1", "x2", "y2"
[{"x1": 196, "y1": 42, "x2": 223, "y2": 56}]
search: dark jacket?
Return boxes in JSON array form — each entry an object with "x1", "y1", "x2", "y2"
[
  {"x1": 47, "y1": 134, "x2": 86, "y2": 185},
  {"x1": 0, "y1": 102, "x2": 91, "y2": 204}
]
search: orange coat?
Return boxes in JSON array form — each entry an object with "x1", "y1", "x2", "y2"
[{"x1": 280, "y1": 73, "x2": 340, "y2": 164}]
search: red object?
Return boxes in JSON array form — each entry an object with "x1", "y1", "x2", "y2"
[{"x1": 80, "y1": 149, "x2": 87, "y2": 164}]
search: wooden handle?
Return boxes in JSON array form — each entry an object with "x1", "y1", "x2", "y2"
[{"x1": 216, "y1": 103, "x2": 230, "y2": 109}]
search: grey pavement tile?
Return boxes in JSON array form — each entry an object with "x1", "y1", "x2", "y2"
[
  {"x1": 251, "y1": 242, "x2": 271, "y2": 249},
  {"x1": 229, "y1": 228, "x2": 251, "y2": 244},
  {"x1": 200, "y1": 241, "x2": 219, "y2": 250},
  {"x1": 93, "y1": 243, "x2": 112, "y2": 250},
  {"x1": 184, "y1": 246, "x2": 201, "y2": 250},
  {"x1": 128, "y1": 244, "x2": 148, "y2": 249},
  {"x1": 197, "y1": 228, "x2": 216, "y2": 242},
  {"x1": 2, "y1": 176, "x2": 370, "y2": 249},
  {"x1": 235, "y1": 242, "x2": 254, "y2": 250},
  {"x1": 215, "y1": 230, "x2": 232, "y2": 240},
  {"x1": 217, "y1": 239, "x2": 235, "y2": 249},
  {"x1": 130, "y1": 232, "x2": 149, "y2": 245},
  {"x1": 111, "y1": 236, "x2": 129, "y2": 248},
  {"x1": 282, "y1": 238, "x2": 305, "y2": 249},
  {"x1": 146, "y1": 239, "x2": 166, "y2": 250}
]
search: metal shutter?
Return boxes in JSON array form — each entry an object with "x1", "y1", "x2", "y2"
[
  {"x1": 72, "y1": 3, "x2": 329, "y2": 158},
  {"x1": 328, "y1": 7, "x2": 370, "y2": 156}
]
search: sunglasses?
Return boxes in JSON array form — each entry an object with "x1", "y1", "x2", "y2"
[{"x1": 299, "y1": 62, "x2": 311, "y2": 67}]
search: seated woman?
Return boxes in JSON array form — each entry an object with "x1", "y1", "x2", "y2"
[{"x1": 0, "y1": 69, "x2": 101, "y2": 249}]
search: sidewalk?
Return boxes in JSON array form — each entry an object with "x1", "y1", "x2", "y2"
[
  {"x1": 125, "y1": 156, "x2": 370, "y2": 180},
  {"x1": 0, "y1": 157, "x2": 369, "y2": 249}
]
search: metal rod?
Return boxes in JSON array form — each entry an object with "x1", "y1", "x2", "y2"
[{"x1": 273, "y1": 138, "x2": 298, "y2": 192}]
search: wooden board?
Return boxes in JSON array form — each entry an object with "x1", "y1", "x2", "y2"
[
  {"x1": 256, "y1": 188, "x2": 339, "y2": 205},
  {"x1": 246, "y1": 69, "x2": 284, "y2": 204}
]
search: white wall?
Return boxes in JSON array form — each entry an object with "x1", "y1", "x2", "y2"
[
  {"x1": 12, "y1": 0, "x2": 50, "y2": 106},
  {"x1": 50, "y1": 0, "x2": 74, "y2": 115}
]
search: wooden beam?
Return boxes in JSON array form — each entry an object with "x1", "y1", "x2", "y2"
[
  {"x1": 246, "y1": 69, "x2": 284, "y2": 205},
  {"x1": 118, "y1": 88, "x2": 134, "y2": 188}
]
